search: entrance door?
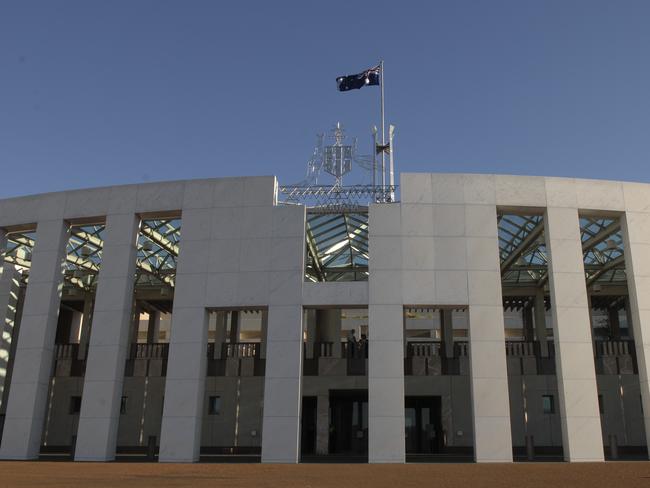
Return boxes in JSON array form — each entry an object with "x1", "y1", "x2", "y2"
[
  {"x1": 329, "y1": 390, "x2": 368, "y2": 456},
  {"x1": 405, "y1": 396, "x2": 442, "y2": 454}
]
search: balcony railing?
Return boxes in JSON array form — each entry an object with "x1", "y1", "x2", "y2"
[
  {"x1": 130, "y1": 342, "x2": 169, "y2": 359},
  {"x1": 408, "y1": 341, "x2": 441, "y2": 357},
  {"x1": 314, "y1": 341, "x2": 334, "y2": 358},
  {"x1": 505, "y1": 341, "x2": 536, "y2": 356},
  {"x1": 53, "y1": 343, "x2": 86, "y2": 377},
  {"x1": 221, "y1": 342, "x2": 260, "y2": 358},
  {"x1": 594, "y1": 339, "x2": 637, "y2": 375},
  {"x1": 342, "y1": 341, "x2": 368, "y2": 359},
  {"x1": 595, "y1": 340, "x2": 635, "y2": 357}
]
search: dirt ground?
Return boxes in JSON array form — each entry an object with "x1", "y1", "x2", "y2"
[{"x1": 0, "y1": 462, "x2": 649, "y2": 488}]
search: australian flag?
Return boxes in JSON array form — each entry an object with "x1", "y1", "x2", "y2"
[{"x1": 336, "y1": 65, "x2": 380, "y2": 91}]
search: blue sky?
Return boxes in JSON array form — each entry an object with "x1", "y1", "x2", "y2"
[{"x1": 1, "y1": 1, "x2": 649, "y2": 197}]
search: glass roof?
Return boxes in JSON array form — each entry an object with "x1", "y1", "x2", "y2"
[
  {"x1": 498, "y1": 213, "x2": 627, "y2": 289},
  {"x1": 2, "y1": 230, "x2": 36, "y2": 282},
  {"x1": 136, "y1": 219, "x2": 181, "y2": 288},
  {"x1": 65, "y1": 224, "x2": 105, "y2": 290},
  {"x1": 579, "y1": 216, "x2": 626, "y2": 285},
  {"x1": 498, "y1": 214, "x2": 547, "y2": 286},
  {"x1": 305, "y1": 211, "x2": 368, "y2": 282}
]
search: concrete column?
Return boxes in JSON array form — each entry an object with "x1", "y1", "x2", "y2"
[
  {"x1": 523, "y1": 304, "x2": 534, "y2": 342},
  {"x1": 68, "y1": 310, "x2": 83, "y2": 343},
  {"x1": 608, "y1": 307, "x2": 621, "y2": 340},
  {"x1": 368, "y1": 303, "x2": 404, "y2": 462},
  {"x1": 261, "y1": 305, "x2": 304, "y2": 462},
  {"x1": 621, "y1": 212, "x2": 650, "y2": 452},
  {"x1": 159, "y1": 305, "x2": 209, "y2": 462},
  {"x1": 74, "y1": 213, "x2": 139, "y2": 461},
  {"x1": 368, "y1": 204, "x2": 405, "y2": 463},
  {"x1": 0, "y1": 262, "x2": 20, "y2": 410},
  {"x1": 534, "y1": 291, "x2": 548, "y2": 357},
  {"x1": 305, "y1": 309, "x2": 316, "y2": 359},
  {"x1": 315, "y1": 393, "x2": 329, "y2": 455},
  {"x1": 77, "y1": 296, "x2": 94, "y2": 360},
  {"x1": 260, "y1": 204, "x2": 305, "y2": 464},
  {"x1": 130, "y1": 305, "x2": 142, "y2": 345},
  {"x1": 146, "y1": 311, "x2": 160, "y2": 343},
  {"x1": 0, "y1": 219, "x2": 68, "y2": 459},
  {"x1": 545, "y1": 207, "x2": 604, "y2": 462},
  {"x1": 441, "y1": 309, "x2": 454, "y2": 358},
  {"x1": 464, "y1": 203, "x2": 512, "y2": 462},
  {"x1": 260, "y1": 309, "x2": 268, "y2": 359},
  {"x1": 316, "y1": 309, "x2": 341, "y2": 358},
  {"x1": 624, "y1": 297, "x2": 634, "y2": 340},
  {"x1": 229, "y1": 311, "x2": 239, "y2": 344},
  {"x1": 213, "y1": 312, "x2": 227, "y2": 359}
]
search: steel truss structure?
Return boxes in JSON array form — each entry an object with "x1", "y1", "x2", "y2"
[
  {"x1": 279, "y1": 184, "x2": 396, "y2": 211},
  {"x1": 305, "y1": 211, "x2": 368, "y2": 282},
  {"x1": 498, "y1": 212, "x2": 627, "y2": 310},
  {"x1": 136, "y1": 219, "x2": 181, "y2": 288},
  {"x1": 1, "y1": 219, "x2": 181, "y2": 291}
]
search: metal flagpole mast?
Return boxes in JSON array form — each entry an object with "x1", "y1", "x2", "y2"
[
  {"x1": 389, "y1": 124, "x2": 395, "y2": 202},
  {"x1": 380, "y1": 60, "x2": 386, "y2": 201},
  {"x1": 372, "y1": 126, "x2": 378, "y2": 202}
]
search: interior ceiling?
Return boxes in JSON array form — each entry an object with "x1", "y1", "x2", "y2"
[{"x1": 305, "y1": 210, "x2": 368, "y2": 282}]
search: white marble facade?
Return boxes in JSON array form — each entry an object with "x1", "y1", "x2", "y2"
[{"x1": 0, "y1": 173, "x2": 648, "y2": 462}]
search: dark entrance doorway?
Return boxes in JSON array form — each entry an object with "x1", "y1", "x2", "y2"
[
  {"x1": 329, "y1": 390, "x2": 368, "y2": 458},
  {"x1": 301, "y1": 396, "x2": 317, "y2": 455},
  {"x1": 405, "y1": 396, "x2": 442, "y2": 455}
]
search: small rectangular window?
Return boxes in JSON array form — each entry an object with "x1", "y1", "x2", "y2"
[
  {"x1": 542, "y1": 395, "x2": 554, "y2": 414},
  {"x1": 120, "y1": 396, "x2": 128, "y2": 414},
  {"x1": 208, "y1": 396, "x2": 221, "y2": 415},
  {"x1": 598, "y1": 394, "x2": 604, "y2": 414},
  {"x1": 69, "y1": 396, "x2": 82, "y2": 414}
]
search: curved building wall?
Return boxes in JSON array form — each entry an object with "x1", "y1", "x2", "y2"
[{"x1": 0, "y1": 173, "x2": 648, "y2": 463}]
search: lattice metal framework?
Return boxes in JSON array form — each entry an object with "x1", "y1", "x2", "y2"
[
  {"x1": 498, "y1": 214, "x2": 548, "y2": 286},
  {"x1": 580, "y1": 216, "x2": 626, "y2": 285},
  {"x1": 305, "y1": 211, "x2": 368, "y2": 282},
  {"x1": 136, "y1": 219, "x2": 181, "y2": 288},
  {"x1": 65, "y1": 224, "x2": 105, "y2": 290},
  {"x1": 1, "y1": 230, "x2": 36, "y2": 283},
  {"x1": 498, "y1": 213, "x2": 628, "y2": 289},
  {"x1": 279, "y1": 185, "x2": 395, "y2": 212}
]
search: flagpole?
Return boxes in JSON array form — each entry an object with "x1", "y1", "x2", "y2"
[
  {"x1": 372, "y1": 126, "x2": 378, "y2": 202},
  {"x1": 380, "y1": 60, "x2": 386, "y2": 201}
]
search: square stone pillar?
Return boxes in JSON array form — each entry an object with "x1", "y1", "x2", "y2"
[
  {"x1": 0, "y1": 219, "x2": 68, "y2": 459},
  {"x1": 534, "y1": 290, "x2": 549, "y2": 356},
  {"x1": 158, "y1": 205, "x2": 213, "y2": 462},
  {"x1": 77, "y1": 296, "x2": 94, "y2": 360},
  {"x1": 261, "y1": 205, "x2": 305, "y2": 463},
  {"x1": 158, "y1": 305, "x2": 208, "y2": 462},
  {"x1": 466, "y1": 206, "x2": 513, "y2": 462},
  {"x1": 261, "y1": 304, "x2": 304, "y2": 462},
  {"x1": 75, "y1": 213, "x2": 139, "y2": 461},
  {"x1": 545, "y1": 207, "x2": 604, "y2": 462},
  {"x1": 621, "y1": 211, "x2": 650, "y2": 452},
  {"x1": 368, "y1": 204, "x2": 405, "y2": 463}
]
